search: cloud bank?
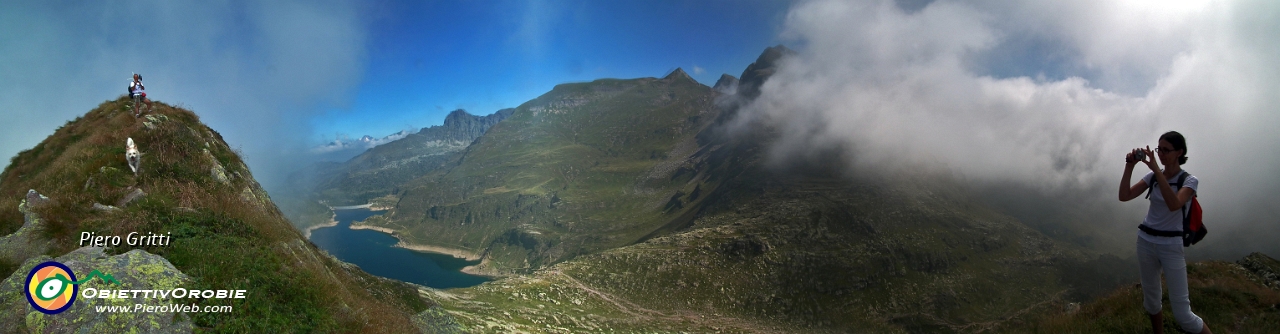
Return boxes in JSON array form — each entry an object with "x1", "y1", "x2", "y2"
[
  {"x1": 0, "y1": 1, "x2": 368, "y2": 190},
  {"x1": 735, "y1": 0, "x2": 1280, "y2": 258}
]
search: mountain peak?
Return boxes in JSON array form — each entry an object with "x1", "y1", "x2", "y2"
[
  {"x1": 443, "y1": 109, "x2": 474, "y2": 127},
  {"x1": 738, "y1": 45, "x2": 796, "y2": 99},
  {"x1": 713, "y1": 74, "x2": 739, "y2": 94},
  {"x1": 663, "y1": 67, "x2": 693, "y2": 82}
]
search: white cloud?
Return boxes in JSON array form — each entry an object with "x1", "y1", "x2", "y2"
[{"x1": 734, "y1": 0, "x2": 1280, "y2": 256}]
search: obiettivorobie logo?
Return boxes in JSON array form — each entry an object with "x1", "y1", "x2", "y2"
[
  {"x1": 25, "y1": 260, "x2": 247, "y2": 315},
  {"x1": 25, "y1": 261, "x2": 121, "y2": 314}
]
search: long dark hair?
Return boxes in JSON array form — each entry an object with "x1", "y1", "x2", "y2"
[{"x1": 1160, "y1": 131, "x2": 1188, "y2": 165}]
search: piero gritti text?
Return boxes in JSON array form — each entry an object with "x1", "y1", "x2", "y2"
[{"x1": 79, "y1": 231, "x2": 172, "y2": 247}]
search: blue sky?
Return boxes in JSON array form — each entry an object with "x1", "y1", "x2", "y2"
[{"x1": 312, "y1": 0, "x2": 791, "y2": 145}]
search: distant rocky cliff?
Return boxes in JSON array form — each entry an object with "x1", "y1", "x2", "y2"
[
  {"x1": 433, "y1": 108, "x2": 516, "y2": 142},
  {"x1": 342, "y1": 108, "x2": 515, "y2": 173}
]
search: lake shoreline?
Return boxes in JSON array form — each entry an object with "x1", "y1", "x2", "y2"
[
  {"x1": 302, "y1": 212, "x2": 338, "y2": 240},
  {"x1": 348, "y1": 223, "x2": 487, "y2": 265},
  {"x1": 309, "y1": 207, "x2": 494, "y2": 287}
]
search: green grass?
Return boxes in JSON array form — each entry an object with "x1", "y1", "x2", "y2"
[{"x1": 998, "y1": 260, "x2": 1280, "y2": 333}]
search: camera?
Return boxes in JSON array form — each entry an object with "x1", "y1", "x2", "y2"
[{"x1": 1133, "y1": 150, "x2": 1145, "y2": 161}]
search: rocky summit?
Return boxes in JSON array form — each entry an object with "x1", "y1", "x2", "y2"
[{"x1": 713, "y1": 73, "x2": 740, "y2": 94}]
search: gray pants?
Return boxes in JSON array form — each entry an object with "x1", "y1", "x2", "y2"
[{"x1": 1137, "y1": 235, "x2": 1203, "y2": 333}]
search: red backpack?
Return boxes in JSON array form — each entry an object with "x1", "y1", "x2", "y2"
[{"x1": 1142, "y1": 171, "x2": 1207, "y2": 247}]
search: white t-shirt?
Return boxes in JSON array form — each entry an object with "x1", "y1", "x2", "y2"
[{"x1": 1139, "y1": 170, "x2": 1198, "y2": 245}]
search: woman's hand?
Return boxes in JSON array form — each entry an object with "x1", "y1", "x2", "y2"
[{"x1": 1142, "y1": 146, "x2": 1159, "y2": 172}]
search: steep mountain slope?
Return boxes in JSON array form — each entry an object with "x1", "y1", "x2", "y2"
[
  {"x1": 0, "y1": 98, "x2": 459, "y2": 332},
  {"x1": 361, "y1": 68, "x2": 720, "y2": 274}
]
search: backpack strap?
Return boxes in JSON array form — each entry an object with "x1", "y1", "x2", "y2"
[
  {"x1": 1144, "y1": 170, "x2": 1186, "y2": 199},
  {"x1": 1176, "y1": 172, "x2": 1191, "y2": 215}
]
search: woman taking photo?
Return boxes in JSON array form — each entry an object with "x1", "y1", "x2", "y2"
[{"x1": 1118, "y1": 131, "x2": 1211, "y2": 334}]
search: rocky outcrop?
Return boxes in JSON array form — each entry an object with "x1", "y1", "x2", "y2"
[
  {"x1": 141, "y1": 114, "x2": 169, "y2": 131},
  {"x1": 204, "y1": 148, "x2": 231, "y2": 185},
  {"x1": 433, "y1": 108, "x2": 516, "y2": 143},
  {"x1": 0, "y1": 193, "x2": 52, "y2": 268},
  {"x1": 736, "y1": 45, "x2": 794, "y2": 100},
  {"x1": 1239, "y1": 252, "x2": 1280, "y2": 289},
  {"x1": 0, "y1": 247, "x2": 194, "y2": 333},
  {"x1": 713, "y1": 74, "x2": 739, "y2": 94}
]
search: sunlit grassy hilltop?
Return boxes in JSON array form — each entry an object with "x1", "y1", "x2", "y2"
[{"x1": 0, "y1": 97, "x2": 459, "y2": 332}]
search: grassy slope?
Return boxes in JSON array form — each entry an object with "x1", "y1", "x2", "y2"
[
  {"x1": 997, "y1": 253, "x2": 1280, "y2": 333},
  {"x1": 432, "y1": 169, "x2": 1134, "y2": 332},
  {"x1": 0, "y1": 97, "x2": 442, "y2": 332},
  {"x1": 368, "y1": 73, "x2": 718, "y2": 273}
]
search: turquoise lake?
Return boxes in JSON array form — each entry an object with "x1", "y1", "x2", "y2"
[{"x1": 308, "y1": 208, "x2": 490, "y2": 289}]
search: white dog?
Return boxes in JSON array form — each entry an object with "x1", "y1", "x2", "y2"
[{"x1": 126, "y1": 138, "x2": 141, "y2": 175}]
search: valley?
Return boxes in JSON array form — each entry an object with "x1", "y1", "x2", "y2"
[{"x1": 275, "y1": 46, "x2": 1148, "y2": 331}]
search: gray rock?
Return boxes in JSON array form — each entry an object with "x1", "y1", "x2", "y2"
[
  {"x1": 141, "y1": 114, "x2": 168, "y2": 130},
  {"x1": 25, "y1": 189, "x2": 49, "y2": 207},
  {"x1": 91, "y1": 203, "x2": 120, "y2": 212},
  {"x1": 116, "y1": 188, "x2": 146, "y2": 208},
  {"x1": 204, "y1": 149, "x2": 230, "y2": 185}
]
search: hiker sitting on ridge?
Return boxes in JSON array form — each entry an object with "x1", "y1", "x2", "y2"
[{"x1": 129, "y1": 73, "x2": 152, "y2": 117}]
